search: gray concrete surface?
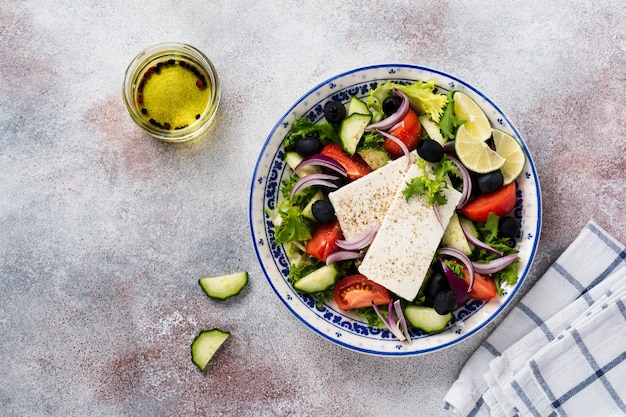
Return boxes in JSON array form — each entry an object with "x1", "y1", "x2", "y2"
[{"x1": 1, "y1": 1, "x2": 625, "y2": 416}]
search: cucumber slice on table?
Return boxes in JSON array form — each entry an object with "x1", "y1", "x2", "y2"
[
  {"x1": 191, "y1": 329, "x2": 230, "y2": 371},
  {"x1": 404, "y1": 305, "x2": 452, "y2": 333},
  {"x1": 199, "y1": 271, "x2": 248, "y2": 300}
]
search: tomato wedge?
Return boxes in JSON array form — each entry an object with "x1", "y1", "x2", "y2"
[
  {"x1": 384, "y1": 108, "x2": 421, "y2": 158},
  {"x1": 305, "y1": 219, "x2": 343, "y2": 263},
  {"x1": 459, "y1": 265, "x2": 497, "y2": 301},
  {"x1": 333, "y1": 274, "x2": 391, "y2": 310},
  {"x1": 461, "y1": 182, "x2": 517, "y2": 223},
  {"x1": 320, "y1": 143, "x2": 372, "y2": 181}
]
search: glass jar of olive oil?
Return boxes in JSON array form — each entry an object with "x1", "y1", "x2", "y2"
[{"x1": 123, "y1": 43, "x2": 220, "y2": 143}]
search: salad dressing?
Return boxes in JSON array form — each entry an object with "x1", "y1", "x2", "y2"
[{"x1": 137, "y1": 59, "x2": 210, "y2": 130}]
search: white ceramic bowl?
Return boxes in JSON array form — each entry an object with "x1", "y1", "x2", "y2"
[{"x1": 249, "y1": 64, "x2": 541, "y2": 356}]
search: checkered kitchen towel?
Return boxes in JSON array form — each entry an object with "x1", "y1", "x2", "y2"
[{"x1": 444, "y1": 221, "x2": 626, "y2": 417}]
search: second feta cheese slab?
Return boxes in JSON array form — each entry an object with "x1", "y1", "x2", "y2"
[
  {"x1": 328, "y1": 151, "x2": 416, "y2": 240},
  {"x1": 358, "y1": 162, "x2": 462, "y2": 301}
]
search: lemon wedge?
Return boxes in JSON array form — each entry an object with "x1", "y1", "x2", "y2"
[
  {"x1": 453, "y1": 92, "x2": 492, "y2": 141},
  {"x1": 455, "y1": 125, "x2": 505, "y2": 173},
  {"x1": 492, "y1": 129, "x2": 526, "y2": 184}
]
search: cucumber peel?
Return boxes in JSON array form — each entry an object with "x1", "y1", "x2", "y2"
[
  {"x1": 191, "y1": 329, "x2": 230, "y2": 371},
  {"x1": 340, "y1": 113, "x2": 371, "y2": 155},
  {"x1": 404, "y1": 305, "x2": 452, "y2": 333},
  {"x1": 346, "y1": 96, "x2": 371, "y2": 116},
  {"x1": 199, "y1": 271, "x2": 248, "y2": 300},
  {"x1": 293, "y1": 264, "x2": 338, "y2": 293}
]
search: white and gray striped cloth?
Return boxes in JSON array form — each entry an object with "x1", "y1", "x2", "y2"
[{"x1": 444, "y1": 221, "x2": 626, "y2": 417}]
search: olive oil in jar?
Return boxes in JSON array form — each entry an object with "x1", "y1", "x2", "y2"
[
  {"x1": 136, "y1": 58, "x2": 210, "y2": 131},
  {"x1": 123, "y1": 43, "x2": 220, "y2": 143}
]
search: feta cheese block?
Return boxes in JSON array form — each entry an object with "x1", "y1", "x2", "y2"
[
  {"x1": 358, "y1": 162, "x2": 462, "y2": 301},
  {"x1": 328, "y1": 151, "x2": 416, "y2": 240}
]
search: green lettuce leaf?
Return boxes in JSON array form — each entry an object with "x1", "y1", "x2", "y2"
[
  {"x1": 439, "y1": 91, "x2": 466, "y2": 139},
  {"x1": 283, "y1": 118, "x2": 339, "y2": 149},
  {"x1": 367, "y1": 80, "x2": 448, "y2": 123},
  {"x1": 402, "y1": 157, "x2": 456, "y2": 206}
]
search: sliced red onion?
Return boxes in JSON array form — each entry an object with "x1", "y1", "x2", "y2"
[
  {"x1": 472, "y1": 254, "x2": 519, "y2": 275},
  {"x1": 459, "y1": 220, "x2": 503, "y2": 256},
  {"x1": 438, "y1": 247, "x2": 475, "y2": 292},
  {"x1": 290, "y1": 173, "x2": 339, "y2": 200},
  {"x1": 433, "y1": 206, "x2": 444, "y2": 230},
  {"x1": 377, "y1": 130, "x2": 410, "y2": 163},
  {"x1": 443, "y1": 140, "x2": 456, "y2": 154},
  {"x1": 295, "y1": 154, "x2": 347, "y2": 177},
  {"x1": 365, "y1": 88, "x2": 410, "y2": 132},
  {"x1": 336, "y1": 224, "x2": 379, "y2": 251},
  {"x1": 389, "y1": 120, "x2": 403, "y2": 132},
  {"x1": 446, "y1": 154, "x2": 472, "y2": 208},
  {"x1": 325, "y1": 250, "x2": 364, "y2": 265},
  {"x1": 372, "y1": 301, "x2": 407, "y2": 342},
  {"x1": 440, "y1": 259, "x2": 469, "y2": 305},
  {"x1": 393, "y1": 299, "x2": 412, "y2": 343}
]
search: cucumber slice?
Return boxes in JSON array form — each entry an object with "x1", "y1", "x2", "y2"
[
  {"x1": 284, "y1": 151, "x2": 303, "y2": 170},
  {"x1": 441, "y1": 212, "x2": 473, "y2": 255},
  {"x1": 293, "y1": 264, "x2": 338, "y2": 293},
  {"x1": 404, "y1": 305, "x2": 452, "y2": 333},
  {"x1": 191, "y1": 329, "x2": 230, "y2": 371},
  {"x1": 340, "y1": 113, "x2": 371, "y2": 156},
  {"x1": 357, "y1": 148, "x2": 390, "y2": 170},
  {"x1": 459, "y1": 215, "x2": 478, "y2": 241},
  {"x1": 284, "y1": 151, "x2": 321, "y2": 176},
  {"x1": 302, "y1": 190, "x2": 325, "y2": 221},
  {"x1": 418, "y1": 114, "x2": 446, "y2": 146},
  {"x1": 199, "y1": 271, "x2": 248, "y2": 300},
  {"x1": 346, "y1": 96, "x2": 370, "y2": 116}
]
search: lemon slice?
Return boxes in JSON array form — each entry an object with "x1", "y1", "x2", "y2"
[
  {"x1": 492, "y1": 129, "x2": 526, "y2": 184},
  {"x1": 455, "y1": 125, "x2": 505, "y2": 173},
  {"x1": 453, "y1": 92, "x2": 492, "y2": 141}
]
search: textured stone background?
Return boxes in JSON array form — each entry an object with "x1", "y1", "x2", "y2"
[{"x1": 1, "y1": 1, "x2": 625, "y2": 416}]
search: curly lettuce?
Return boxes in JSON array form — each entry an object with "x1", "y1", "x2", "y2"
[
  {"x1": 475, "y1": 213, "x2": 521, "y2": 295},
  {"x1": 439, "y1": 91, "x2": 466, "y2": 139},
  {"x1": 283, "y1": 118, "x2": 339, "y2": 149},
  {"x1": 268, "y1": 174, "x2": 318, "y2": 245},
  {"x1": 402, "y1": 157, "x2": 457, "y2": 206},
  {"x1": 367, "y1": 80, "x2": 448, "y2": 123}
]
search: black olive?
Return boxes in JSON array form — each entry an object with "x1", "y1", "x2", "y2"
[
  {"x1": 311, "y1": 200, "x2": 336, "y2": 224},
  {"x1": 295, "y1": 136, "x2": 323, "y2": 156},
  {"x1": 323, "y1": 101, "x2": 346, "y2": 124},
  {"x1": 433, "y1": 290, "x2": 457, "y2": 315},
  {"x1": 417, "y1": 139, "x2": 444, "y2": 163},
  {"x1": 499, "y1": 216, "x2": 520, "y2": 238},
  {"x1": 424, "y1": 269, "x2": 450, "y2": 301},
  {"x1": 476, "y1": 171, "x2": 504, "y2": 194},
  {"x1": 320, "y1": 176, "x2": 345, "y2": 194},
  {"x1": 382, "y1": 95, "x2": 403, "y2": 116}
]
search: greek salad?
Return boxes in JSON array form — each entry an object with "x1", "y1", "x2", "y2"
[{"x1": 267, "y1": 79, "x2": 524, "y2": 340}]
